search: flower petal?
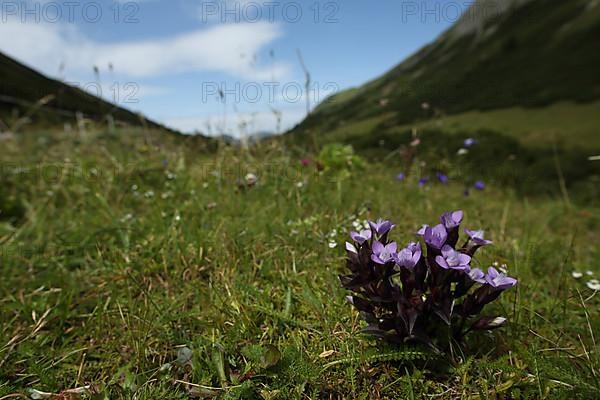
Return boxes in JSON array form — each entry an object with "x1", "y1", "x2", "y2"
[
  {"x1": 372, "y1": 240, "x2": 384, "y2": 254},
  {"x1": 435, "y1": 255, "x2": 449, "y2": 269},
  {"x1": 345, "y1": 242, "x2": 357, "y2": 254},
  {"x1": 371, "y1": 254, "x2": 385, "y2": 265},
  {"x1": 458, "y1": 253, "x2": 472, "y2": 266}
]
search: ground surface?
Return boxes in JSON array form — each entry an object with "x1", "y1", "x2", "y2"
[{"x1": 0, "y1": 129, "x2": 599, "y2": 399}]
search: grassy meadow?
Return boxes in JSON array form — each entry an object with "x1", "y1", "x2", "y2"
[
  {"x1": 304, "y1": 101, "x2": 600, "y2": 151},
  {"x1": 0, "y1": 128, "x2": 599, "y2": 399}
]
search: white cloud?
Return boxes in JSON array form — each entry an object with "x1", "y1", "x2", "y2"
[{"x1": 0, "y1": 17, "x2": 289, "y2": 81}]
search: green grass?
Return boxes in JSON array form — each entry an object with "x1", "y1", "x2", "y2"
[
  {"x1": 402, "y1": 101, "x2": 600, "y2": 150},
  {"x1": 312, "y1": 101, "x2": 600, "y2": 151},
  {"x1": 1, "y1": 129, "x2": 599, "y2": 399},
  {"x1": 286, "y1": 123, "x2": 600, "y2": 205}
]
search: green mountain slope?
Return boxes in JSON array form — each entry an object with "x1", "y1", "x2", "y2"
[
  {"x1": 288, "y1": 0, "x2": 600, "y2": 148},
  {"x1": 0, "y1": 51, "x2": 174, "y2": 132}
]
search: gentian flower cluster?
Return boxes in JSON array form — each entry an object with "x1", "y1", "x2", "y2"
[{"x1": 340, "y1": 212, "x2": 517, "y2": 351}]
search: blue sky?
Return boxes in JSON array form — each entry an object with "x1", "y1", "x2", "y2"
[{"x1": 0, "y1": 0, "x2": 474, "y2": 136}]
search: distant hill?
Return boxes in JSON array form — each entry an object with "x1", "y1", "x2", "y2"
[
  {"x1": 0, "y1": 51, "x2": 175, "y2": 132},
  {"x1": 287, "y1": 0, "x2": 600, "y2": 148}
]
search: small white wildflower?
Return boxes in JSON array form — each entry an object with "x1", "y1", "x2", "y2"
[
  {"x1": 120, "y1": 213, "x2": 133, "y2": 223},
  {"x1": 457, "y1": 148, "x2": 469, "y2": 156},
  {"x1": 144, "y1": 190, "x2": 155, "y2": 198},
  {"x1": 572, "y1": 271, "x2": 583, "y2": 279},
  {"x1": 174, "y1": 214, "x2": 181, "y2": 222},
  {"x1": 328, "y1": 240, "x2": 337, "y2": 249},
  {"x1": 492, "y1": 261, "x2": 499, "y2": 267},
  {"x1": 131, "y1": 184, "x2": 138, "y2": 191},
  {"x1": 166, "y1": 171, "x2": 176, "y2": 180},
  {"x1": 245, "y1": 173, "x2": 258, "y2": 186},
  {"x1": 202, "y1": 182, "x2": 209, "y2": 189},
  {"x1": 586, "y1": 279, "x2": 600, "y2": 291},
  {"x1": 586, "y1": 270, "x2": 594, "y2": 276},
  {"x1": 296, "y1": 181, "x2": 304, "y2": 188}
]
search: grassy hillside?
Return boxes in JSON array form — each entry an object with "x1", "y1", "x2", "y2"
[
  {"x1": 0, "y1": 51, "x2": 173, "y2": 131},
  {"x1": 314, "y1": 101, "x2": 600, "y2": 150},
  {"x1": 289, "y1": 0, "x2": 600, "y2": 148},
  {"x1": 405, "y1": 101, "x2": 600, "y2": 149},
  {"x1": 0, "y1": 129, "x2": 599, "y2": 398}
]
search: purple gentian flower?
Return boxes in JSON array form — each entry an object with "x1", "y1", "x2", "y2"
[
  {"x1": 418, "y1": 178, "x2": 429, "y2": 187},
  {"x1": 350, "y1": 229, "x2": 372, "y2": 244},
  {"x1": 465, "y1": 229, "x2": 493, "y2": 246},
  {"x1": 440, "y1": 210, "x2": 463, "y2": 230},
  {"x1": 464, "y1": 138, "x2": 477, "y2": 147},
  {"x1": 369, "y1": 219, "x2": 395, "y2": 236},
  {"x1": 474, "y1": 181, "x2": 486, "y2": 190},
  {"x1": 394, "y1": 242, "x2": 422, "y2": 269},
  {"x1": 436, "y1": 172, "x2": 449, "y2": 184},
  {"x1": 424, "y1": 224, "x2": 447, "y2": 249},
  {"x1": 396, "y1": 173, "x2": 406, "y2": 182},
  {"x1": 468, "y1": 268, "x2": 486, "y2": 283},
  {"x1": 371, "y1": 241, "x2": 397, "y2": 265},
  {"x1": 416, "y1": 224, "x2": 428, "y2": 237},
  {"x1": 485, "y1": 267, "x2": 518, "y2": 290},
  {"x1": 435, "y1": 245, "x2": 471, "y2": 271}
]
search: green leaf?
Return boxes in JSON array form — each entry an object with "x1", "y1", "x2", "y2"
[
  {"x1": 211, "y1": 344, "x2": 229, "y2": 385},
  {"x1": 260, "y1": 345, "x2": 281, "y2": 369}
]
